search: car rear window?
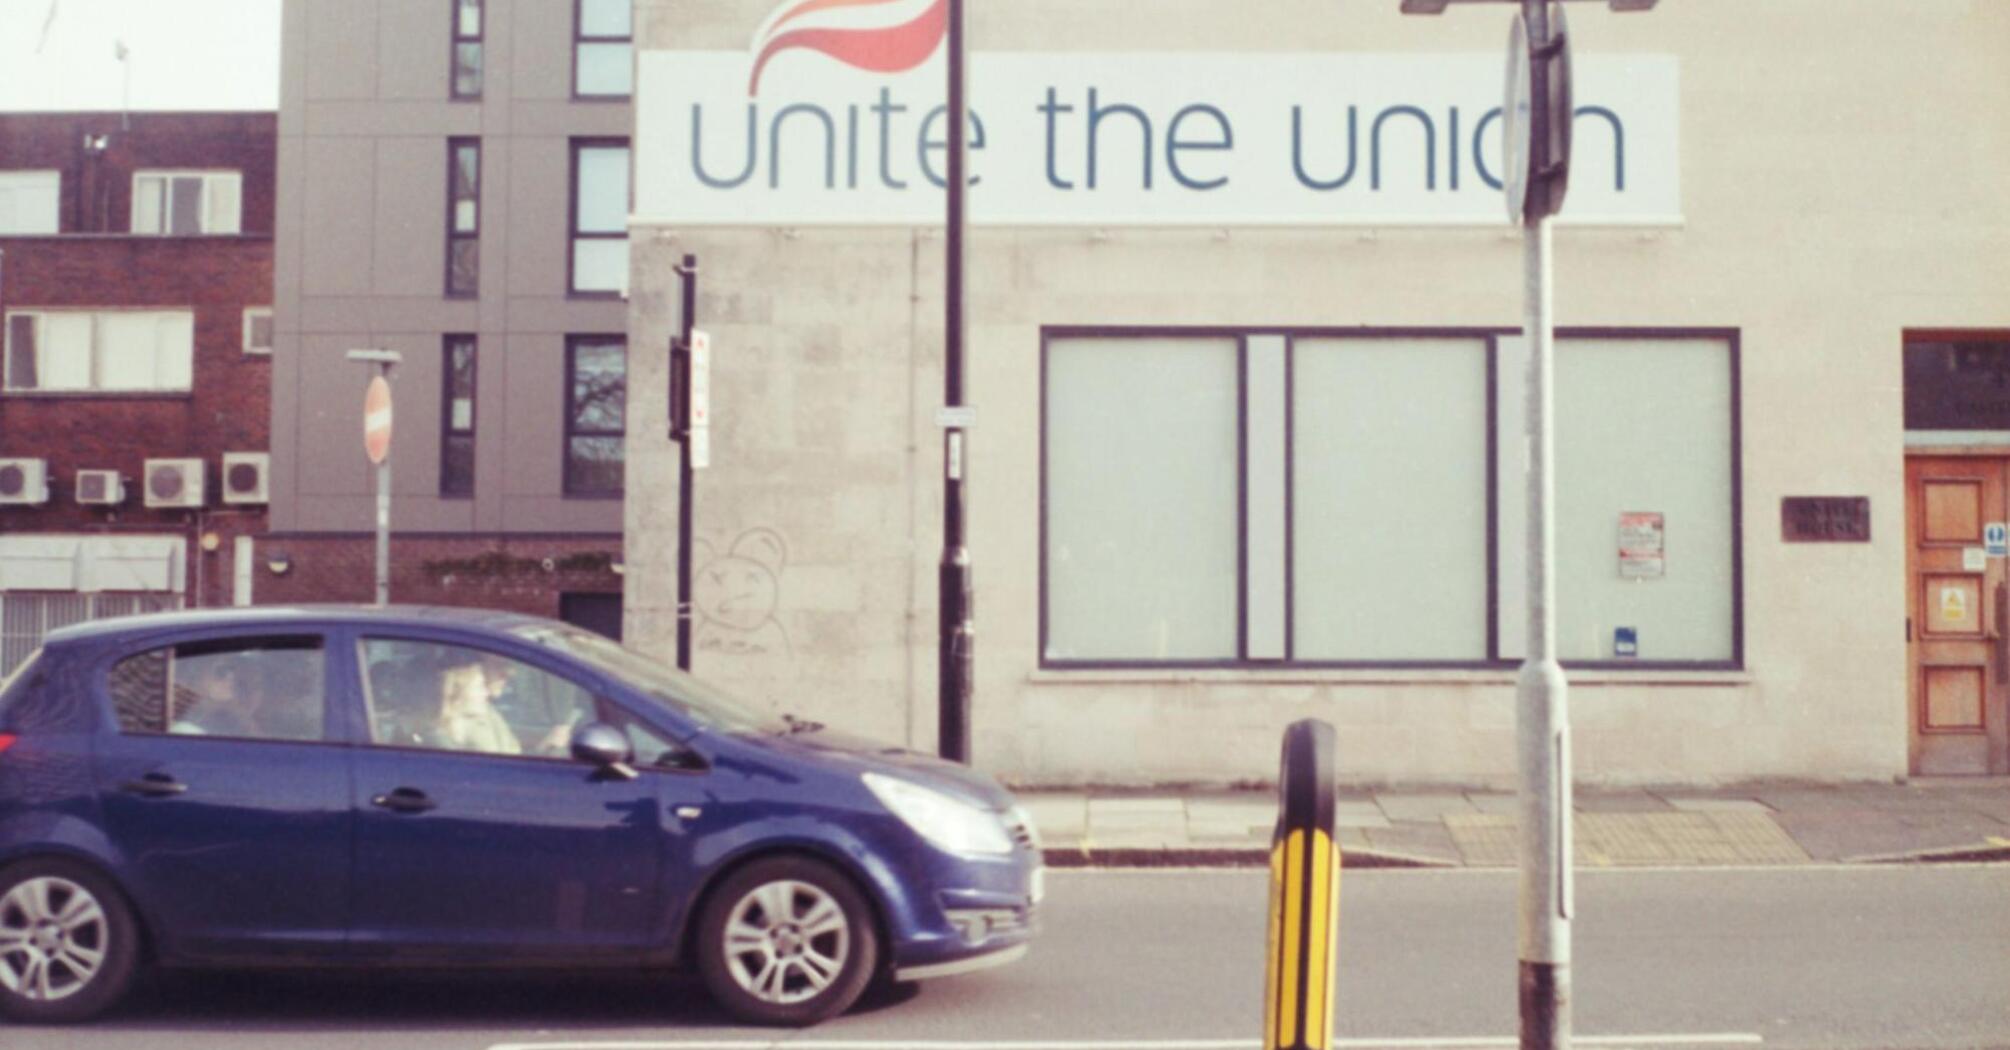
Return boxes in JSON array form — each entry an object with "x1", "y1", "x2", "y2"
[{"x1": 108, "y1": 635, "x2": 328, "y2": 742}]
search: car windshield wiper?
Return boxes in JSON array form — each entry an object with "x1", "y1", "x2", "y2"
[{"x1": 780, "y1": 713, "x2": 825, "y2": 735}]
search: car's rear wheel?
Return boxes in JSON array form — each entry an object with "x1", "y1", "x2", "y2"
[
  {"x1": 0, "y1": 859, "x2": 140, "y2": 1023},
  {"x1": 694, "y1": 856, "x2": 879, "y2": 1026}
]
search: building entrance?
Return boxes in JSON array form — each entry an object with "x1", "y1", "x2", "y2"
[{"x1": 1905, "y1": 456, "x2": 2010, "y2": 774}]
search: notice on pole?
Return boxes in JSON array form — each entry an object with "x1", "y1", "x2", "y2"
[{"x1": 1618, "y1": 511, "x2": 1665, "y2": 579}]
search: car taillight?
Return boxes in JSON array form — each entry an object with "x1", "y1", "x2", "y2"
[{"x1": 0, "y1": 734, "x2": 16, "y2": 754}]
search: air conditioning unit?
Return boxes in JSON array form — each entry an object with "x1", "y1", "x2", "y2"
[
  {"x1": 142, "y1": 458, "x2": 205, "y2": 509},
  {"x1": 75, "y1": 469, "x2": 126, "y2": 506},
  {"x1": 221, "y1": 451, "x2": 270, "y2": 505},
  {"x1": 0, "y1": 458, "x2": 50, "y2": 506}
]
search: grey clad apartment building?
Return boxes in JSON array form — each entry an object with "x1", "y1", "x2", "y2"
[{"x1": 265, "y1": 0, "x2": 633, "y2": 634}]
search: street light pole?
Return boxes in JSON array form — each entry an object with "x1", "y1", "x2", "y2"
[{"x1": 938, "y1": 0, "x2": 974, "y2": 763}]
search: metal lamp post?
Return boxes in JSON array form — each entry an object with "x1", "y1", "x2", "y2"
[{"x1": 939, "y1": 0, "x2": 975, "y2": 763}]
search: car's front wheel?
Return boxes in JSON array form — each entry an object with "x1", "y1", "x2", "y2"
[
  {"x1": 694, "y1": 856, "x2": 880, "y2": 1026},
  {"x1": 0, "y1": 859, "x2": 140, "y2": 1023}
]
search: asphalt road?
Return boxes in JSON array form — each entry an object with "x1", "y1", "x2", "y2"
[{"x1": 6, "y1": 866, "x2": 2006, "y2": 1050}]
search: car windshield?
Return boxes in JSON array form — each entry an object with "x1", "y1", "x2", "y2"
[{"x1": 509, "y1": 625, "x2": 782, "y2": 735}]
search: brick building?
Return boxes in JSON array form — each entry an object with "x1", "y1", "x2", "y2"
[{"x1": 0, "y1": 112, "x2": 276, "y2": 673}]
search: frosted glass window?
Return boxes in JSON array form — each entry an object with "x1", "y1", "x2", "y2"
[
  {"x1": 575, "y1": 0, "x2": 632, "y2": 98},
  {"x1": 1045, "y1": 337, "x2": 1239, "y2": 661},
  {"x1": 204, "y1": 177, "x2": 241, "y2": 234},
  {"x1": 1497, "y1": 336, "x2": 1735, "y2": 662},
  {"x1": 38, "y1": 315, "x2": 92, "y2": 390},
  {"x1": 98, "y1": 314, "x2": 163, "y2": 389},
  {"x1": 132, "y1": 172, "x2": 240, "y2": 234},
  {"x1": 574, "y1": 148, "x2": 629, "y2": 233},
  {"x1": 0, "y1": 172, "x2": 59, "y2": 234},
  {"x1": 575, "y1": 43, "x2": 633, "y2": 97},
  {"x1": 2, "y1": 311, "x2": 191, "y2": 393},
  {"x1": 570, "y1": 142, "x2": 629, "y2": 295},
  {"x1": 571, "y1": 240, "x2": 628, "y2": 296},
  {"x1": 578, "y1": 0, "x2": 630, "y2": 36},
  {"x1": 1294, "y1": 338, "x2": 1489, "y2": 660}
]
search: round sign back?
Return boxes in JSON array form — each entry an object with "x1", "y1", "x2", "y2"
[
  {"x1": 364, "y1": 375, "x2": 393, "y2": 465},
  {"x1": 1503, "y1": 11, "x2": 1533, "y2": 224}
]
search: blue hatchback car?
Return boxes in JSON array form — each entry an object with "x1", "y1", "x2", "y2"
[{"x1": 0, "y1": 606, "x2": 1041, "y2": 1026}]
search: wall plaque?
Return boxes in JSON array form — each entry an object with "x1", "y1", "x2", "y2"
[{"x1": 1782, "y1": 497, "x2": 1870, "y2": 542}]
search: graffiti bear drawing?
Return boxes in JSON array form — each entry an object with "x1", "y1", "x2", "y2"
[{"x1": 694, "y1": 528, "x2": 793, "y2": 657}]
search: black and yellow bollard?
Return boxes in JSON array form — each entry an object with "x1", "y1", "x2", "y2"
[{"x1": 1263, "y1": 719, "x2": 1340, "y2": 1050}]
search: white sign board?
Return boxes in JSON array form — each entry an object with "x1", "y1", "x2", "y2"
[
  {"x1": 689, "y1": 329, "x2": 712, "y2": 429},
  {"x1": 636, "y1": 49, "x2": 1679, "y2": 227}
]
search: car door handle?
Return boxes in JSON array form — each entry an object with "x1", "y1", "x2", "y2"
[
  {"x1": 121, "y1": 773, "x2": 188, "y2": 798},
  {"x1": 371, "y1": 788, "x2": 438, "y2": 814}
]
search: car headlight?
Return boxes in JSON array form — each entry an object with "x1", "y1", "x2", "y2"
[{"x1": 863, "y1": 772, "x2": 1013, "y2": 856}]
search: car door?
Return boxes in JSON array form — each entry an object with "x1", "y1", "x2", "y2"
[
  {"x1": 346, "y1": 633, "x2": 664, "y2": 961},
  {"x1": 91, "y1": 631, "x2": 351, "y2": 962}
]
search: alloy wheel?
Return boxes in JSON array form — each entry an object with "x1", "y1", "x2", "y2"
[
  {"x1": 0, "y1": 876, "x2": 109, "y2": 1002},
  {"x1": 720, "y1": 879, "x2": 852, "y2": 1005}
]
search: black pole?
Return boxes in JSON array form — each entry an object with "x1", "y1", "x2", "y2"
[
  {"x1": 938, "y1": 0, "x2": 973, "y2": 763},
  {"x1": 674, "y1": 253, "x2": 698, "y2": 671}
]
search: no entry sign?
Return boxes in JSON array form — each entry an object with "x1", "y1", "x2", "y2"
[{"x1": 364, "y1": 375, "x2": 393, "y2": 465}]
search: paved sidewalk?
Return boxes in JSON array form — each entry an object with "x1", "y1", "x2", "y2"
[{"x1": 1018, "y1": 778, "x2": 2010, "y2": 868}]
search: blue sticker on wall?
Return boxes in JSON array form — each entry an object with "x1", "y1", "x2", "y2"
[{"x1": 1614, "y1": 627, "x2": 1638, "y2": 658}]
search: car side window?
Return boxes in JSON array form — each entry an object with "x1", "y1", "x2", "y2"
[
  {"x1": 359, "y1": 638, "x2": 597, "y2": 759},
  {"x1": 107, "y1": 636, "x2": 327, "y2": 742}
]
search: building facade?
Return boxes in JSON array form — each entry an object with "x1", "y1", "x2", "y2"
[
  {"x1": 268, "y1": 0, "x2": 634, "y2": 632},
  {"x1": 622, "y1": 0, "x2": 2010, "y2": 785},
  {"x1": 0, "y1": 111, "x2": 277, "y2": 673}
]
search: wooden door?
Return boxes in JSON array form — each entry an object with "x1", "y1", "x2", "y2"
[{"x1": 1905, "y1": 456, "x2": 2010, "y2": 775}]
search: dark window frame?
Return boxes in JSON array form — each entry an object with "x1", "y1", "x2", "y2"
[
  {"x1": 445, "y1": 138, "x2": 480, "y2": 298},
  {"x1": 567, "y1": 138, "x2": 630, "y2": 299},
  {"x1": 450, "y1": 0, "x2": 484, "y2": 100},
  {"x1": 104, "y1": 633, "x2": 333, "y2": 745},
  {"x1": 571, "y1": 0, "x2": 634, "y2": 100},
  {"x1": 440, "y1": 334, "x2": 477, "y2": 498},
  {"x1": 1037, "y1": 324, "x2": 1745, "y2": 674},
  {"x1": 563, "y1": 334, "x2": 627, "y2": 498}
]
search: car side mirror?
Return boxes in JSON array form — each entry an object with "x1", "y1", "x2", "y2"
[{"x1": 570, "y1": 722, "x2": 637, "y2": 780}]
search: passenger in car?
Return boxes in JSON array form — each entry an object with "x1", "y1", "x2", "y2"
[
  {"x1": 430, "y1": 662, "x2": 521, "y2": 754},
  {"x1": 170, "y1": 657, "x2": 263, "y2": 737}
]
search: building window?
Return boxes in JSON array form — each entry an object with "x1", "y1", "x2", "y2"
[
  {"x1": 441, "y1": 335, "x2": 477, "y2": 498},
  {"x1": 574, "y1": 0, "x2": 633, "y2": 98},
  {"x1": 569, "y1": 140, "x2": 629, "y2": 297},
  {"x1": 132, "y1": 171, "x2": 241, "y2": 235},
  {"x1": 0, "y1": 171, "x2": 60, "y2": 234},
  {"x1": 451, "y1": 0, "x2": 483, "y2": 99},
  {"x1": 242, "y1": 307, "x2": 274, "y2": 355},
  {"x1": 3, "y1": 593, "x2": 181, "y2": 677},
  {"x1": 4, "y1": 310, "x2": 195, "y2": 393},
  {"x1": 1040, "y1": 328, "x2": 1741, "y2": 669},
  {"x1": 446, "y1": 138, "x2": 480, "y2": 298},
  {"x1": 564, "y1": 336, "x2": 625, "y2": 496}
]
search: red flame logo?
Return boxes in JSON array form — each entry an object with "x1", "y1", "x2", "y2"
[{"x1": 748, "y1": 0, "x2": 947, "y2": 95}]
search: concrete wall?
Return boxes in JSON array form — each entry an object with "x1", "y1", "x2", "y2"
[
  {"x1": 625, "y1": 0, "x2": 2010, "y2": 786},
  {"x1": 274, "y1": 0, "x2": 628, "y2": 539}
]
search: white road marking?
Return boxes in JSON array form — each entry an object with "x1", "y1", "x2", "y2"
[{"x1": 489, "y1": 1034, "x2": 1761, "y2": 1050}]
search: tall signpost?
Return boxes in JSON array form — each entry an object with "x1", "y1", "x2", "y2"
[
  {"x1": 347, "y1": 348, "x2": 403, "y2": 606},
  {"x1": 1507, "y1": 4, "x2": 1573, "y2": 1047},
  {"x1": 939, "y1": 0, "x2": 974, "y2": 763},
  {"x1": 1400, "y1": 3, "x2": 1658, "y2": 1048}
]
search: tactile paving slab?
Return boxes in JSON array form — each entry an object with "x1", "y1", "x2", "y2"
[{"x1": 1444, "y1": 810, "x2": 1810, "y2": 867}]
